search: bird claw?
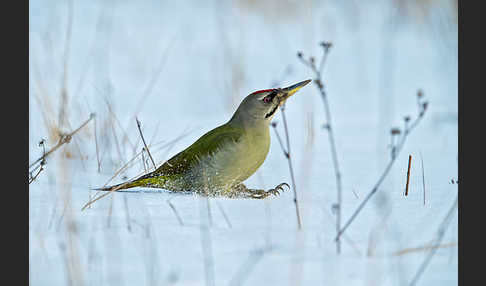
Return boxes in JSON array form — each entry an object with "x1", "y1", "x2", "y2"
[{"x1": 251, "y1": 182, "x2": 290, "y2": 199}]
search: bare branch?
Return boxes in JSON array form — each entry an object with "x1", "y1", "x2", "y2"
[
  {"x1": 298, "y1": 42, "x2": 342, "y2": 252},
  {"x1": 335, "y1": 92, "x2": 428, "y2": 242},
  {"x1": 29, "y1": 113, "x2": 95, "y2": 170}
]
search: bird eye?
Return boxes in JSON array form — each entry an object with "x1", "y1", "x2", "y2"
[{"x1": 263, "y1": 96, "x2": 271, "y2": 103}]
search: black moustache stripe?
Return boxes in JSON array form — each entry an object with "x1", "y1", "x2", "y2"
[{"x1": 265, "y1": 103, "x2": 279, "y2": 118}]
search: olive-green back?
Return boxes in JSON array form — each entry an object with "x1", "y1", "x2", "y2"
[{"x1": 153, "y1": 123, "x2": 243, "y2": 177}]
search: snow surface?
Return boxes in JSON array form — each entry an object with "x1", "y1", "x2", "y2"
[{"x1": 29, "y1": 0, "x2": 458, "y2": 285}]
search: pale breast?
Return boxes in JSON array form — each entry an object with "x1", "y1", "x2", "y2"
[{"x1": 189, "y1": 127, "x2": 270, "y2": 189}]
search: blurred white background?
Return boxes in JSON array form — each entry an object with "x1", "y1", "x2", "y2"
[{"x1": 29, "y1": 0, "x2": 457, "y2": 285}]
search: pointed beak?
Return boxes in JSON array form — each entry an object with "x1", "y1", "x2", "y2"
[{"x1": 278, "y1": 79, "x2": 312, "y2": 101}]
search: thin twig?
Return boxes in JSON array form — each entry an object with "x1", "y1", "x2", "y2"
[
  {"x1": 123, "y1": 194, "x2": 132, "y2": 232},
  {"x1": 199, "y1": 197, "x2": 215, "y2": 286},
  {"x1": 167, "y1": 199, "x2": 184, "y2": 226},
  {"x1": 86, "y1": 132, "x2": 191, "y2": 209},
  {"x1": 58, "y1": 0, "x2": 73, "y2": 129},
  {"x1": 420, "y1": 151, "x2": 426, "y2": 205},
  {"x1": 107, "y1": 196, "x2": 113, "y2": 228},
  {"x1": 405, "y1": 155, "x2": 412, "y2": 196},
  {"x1": 29, "y1": 140, "x2": 47, "y2": 184},
  {"x1": 321, "y1": 207, "x2": 362, "y2": 256},
  {"x1": 136, "y1": 117, "x2": 156, "y2": 170},
  {"x1": 408, "y1": 195, "x2": 458, "y2": 286},
  {"x1": 395, "y1": 242, "x2": 456, "y2": 256},
  {"x1": 298, "y1": 42, "x2": 341, "y2": 252},
  {"x1": 281, "y1": 108, "x2": 302, "y2": 229},
  {"x1": 270, "y1": 122, "x2": 288, "y2": 156},
  {"x1": 133, "y1": 36, "x2": 176, "y2": 116},
  {"x1": 215, "y1": 201, "x2": 232, "y2": 228},
  {"x1": 141, "y1": 148, "x2": 148, "y2": 174},
  {"x1": 81, "y1": 180, "x2": 131, "y2": 211},
  {"x1": 335, "y1": 93, "x2": 428, "y2": 242},
  {"x1": 110, "y1": 119, "x2": 124, "y2": 164},
  {"x1": 29, "y1": 164, "x2": 45, "y2": 184},
  {"x1": 206, "y1": 197, "x2": 213, "y2": 227},
  {"x1": 94, "y1": 116, "x2": 101, "y2": 172},
  {"x1": 228, "y1": 248, "x2": 267, "y2": 286},
  {"x1": 272, "y1": 111, "x2": 302, "y2": 229},
  {"x1": 104, "y1": 99, "x2": 136, "y2": 151},
  {"x1": 29, "y1": 113, "x2": 95, "y2": 169}
]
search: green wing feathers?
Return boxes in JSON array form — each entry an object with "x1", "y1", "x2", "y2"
[
  {"x1": 95, "y1": 123, "x2": 242, "y2": 192},
  {"x1": 154, "y1": 123, "x2": 243, "y2": 176}
]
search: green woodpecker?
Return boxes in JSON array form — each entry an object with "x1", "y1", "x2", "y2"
[{"x1": 98, "y1": 79, "x2": 311, "y2": 198}]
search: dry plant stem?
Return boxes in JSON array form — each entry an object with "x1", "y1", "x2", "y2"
[
  {"x1": 395, "y1": 242, "x2": 456, "y2": 256},
  {"x1": 81, "y1": 181, "x2": 130, "y2": 211},
  {"x1": 167, "y1": 199, "x2": 184, "y2": 226},
  {"x1": 298, "y1": 45, "x2": 342, "y2": 252},
  {"x1": 110, "y1": 121, "x2": 124, "y2": 163},
  {"x1": 29, "y1": 113, "x2": 95, "y2": 169},
  {"x1": 271, "y1": 122, "x2": 288, "y2": 157},
  {"x1": 100, "y1": 140, "x2": 164, "y2": 189},
  {"x1": 321, "y1": 207, "x2": 362, "y2": 256},
  {"x1": 405, "y1": 155, "x2": 412, "y2": 196},
  {"x1": 141, "y1": 149, "x2": 148, "y2": 173},
  {"x1": 58, "y1": 0, "x2": 73, "y2": 128},
  {"x1": 335, "y1": 111, "x2": 427, "y2": 242},
  {"x1": 96, "y1": 134, "x2": 185, "y2": 188},
  {"x1": 409, "y1": 195, "x2": 458, "y2": 286},
  {"x1": 123, "y1": 195, "x2": 132, "y2": 232},
  {"x1": 206, "y1": 197, "x2": 213, "y2": 227},
  {"x1": 94, "y1": 116, "x2": 101, "y2": 172},
  {"x1": 64, "y1": 117, "x2": 87, "y2": 171},
  {"x1": 133, "y1": 37, "x2": 176, "y2": 115},
  {"x1": 136, "y1": 117, "x2": 156, "y2": 170},
  {"x1": 199, "y1": 197, "x2": 215, "y2": 286},
  {"x1": 85, "y1": 131, "x2": 191, "y2": 209},
  {"x1": 420, "y1": 152, "x2": 426, "y2": 205},
  {"x1": 29, "y1": 163, "x2": 45, "y2": 185},
  {"x1": 104, "y1": 100, "x2": 136, "y2": 151},
  {"x1": 279, "y1": 108, "x2": 302, "y2": 229},
  {"x1": 107, "y1": 196, "x2": 113, "y2": 228},
  {"x1": 216, "y1": 201, "x2": 232, "y2": 228},
  {"x1": 228, "y1": 248, "x2": 266, "y2": 286}
]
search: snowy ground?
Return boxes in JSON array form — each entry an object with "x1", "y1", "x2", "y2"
[{"x1": 29, "y1": 0, "x2": 458, "y2": 285}]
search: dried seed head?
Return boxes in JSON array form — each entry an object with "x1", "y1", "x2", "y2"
[
  {"x1": 404, "y1": 116, "x2": 411, "y2": 122},
  {"x1": 417, "y1": 89, "x2": 424, "y2": 98},
  {"x1": 320, "y1": 42, "x2": 333, "y2": 50},
  {"x1": 390, "y1": 128, "x2": 401, "y2": 135}
]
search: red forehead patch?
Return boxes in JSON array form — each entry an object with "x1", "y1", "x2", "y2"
[{"x1": 250, "y1": 89, "x2": 275, "y2": 96}]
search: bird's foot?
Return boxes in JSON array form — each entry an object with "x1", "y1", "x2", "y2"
[{"x1": 249, "y1": 183, "x2": 290, "y2": 199}]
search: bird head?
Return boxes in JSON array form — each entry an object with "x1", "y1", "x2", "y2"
[{"x1": 230, "y1": 79, "x2": 312, "y2": 125}]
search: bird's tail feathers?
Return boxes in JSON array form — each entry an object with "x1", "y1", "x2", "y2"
[{"x1": 91, "y1": 180, "x2": 141, "y2": 192}]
